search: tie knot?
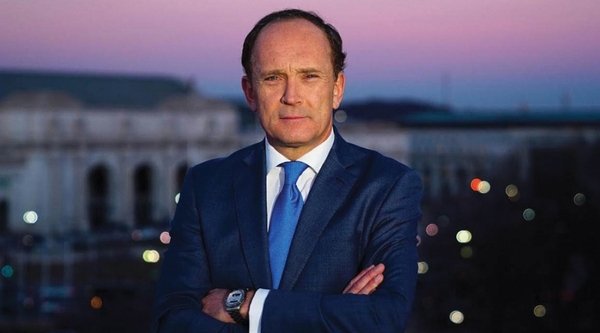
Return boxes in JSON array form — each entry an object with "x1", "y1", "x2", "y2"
[{"x1": 280, "y1": 161, "x2": 308, "y2": 185}]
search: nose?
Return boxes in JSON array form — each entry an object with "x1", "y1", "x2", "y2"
[{"x1": 280, "y1": 78, "x2": 302, "y2": 106}]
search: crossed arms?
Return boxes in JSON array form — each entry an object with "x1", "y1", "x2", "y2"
[
  {"x1": 201, "y1": 263, "x2": 386, "y2": 323},
  {"x1": 152, "y1": 163, "x2": 422, "y2": 333}
]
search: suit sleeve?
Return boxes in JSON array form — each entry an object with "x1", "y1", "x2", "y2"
[
  {"x1": 261, "y1": 169, "x2": 423, "y2": 333},
  {"x1": 151, "y1": 168, "x2": 248, "y2": 333}
]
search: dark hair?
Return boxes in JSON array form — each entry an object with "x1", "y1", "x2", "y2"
[{"x1": 241, "y1": 9, "x2": 346, "y2": 79}]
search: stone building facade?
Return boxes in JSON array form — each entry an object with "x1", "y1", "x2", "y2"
[{"x1": 0, "y1": 71, "x2": 240, "y2": 234}]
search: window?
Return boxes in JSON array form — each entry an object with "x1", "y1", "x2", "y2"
[
  {"x1": 88, "y1": 165, "x2": 110, "y2": 230},
  {"x1": 134, "y1": 164, "x2": 153, "y2": 227}
]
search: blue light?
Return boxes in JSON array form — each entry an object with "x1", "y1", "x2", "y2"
[{"x1": 1, "y1": 265, "x2": 14, "y2": 278}]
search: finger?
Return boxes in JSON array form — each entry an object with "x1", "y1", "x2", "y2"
[
  {"x1": 344, "y1": 265, "x2": 375, "y2": 292},
  {"x1": 344, "y1": 264, "x2": 385, "y2": 294},
  {"x1": 343, "y1": 265, "x2": 374, "y2": 293},
  {"x1": 358, "y1": 273, "x2": 383, "y2": 295},
  {"x1": 351, "y1": 264, "x2": 384, "y2": 294}
]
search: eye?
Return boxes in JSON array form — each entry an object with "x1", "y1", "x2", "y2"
[{"x1": 264, "y1": 76, "x2": 279, "y2": 81}]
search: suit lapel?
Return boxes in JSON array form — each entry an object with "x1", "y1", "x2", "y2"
[
  {"x1": 279, "y1": 134, "x2": 361, "y2": 290},
  {"x1": 234, "y1": 142, "x2": 272, "y2": 288}
]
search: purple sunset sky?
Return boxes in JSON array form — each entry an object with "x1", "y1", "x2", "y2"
[{"x1": 1, "y1": 0, "x2": 599, "y2": 109}]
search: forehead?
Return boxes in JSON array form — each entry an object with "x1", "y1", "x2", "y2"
[
  {"x1": 258, "y1": 18, "x2": 327, "y2": 40},
  {"x1": 252, "y1": 19, "x2": 332, "y2": 68}
]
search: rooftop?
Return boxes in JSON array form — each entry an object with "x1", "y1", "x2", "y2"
[
  {"x1": 0, "y1": 69, "x2": 193, "y2": 109},
  {"x1": 341, "y1": 100, "x2": 600, "y2": 128}
]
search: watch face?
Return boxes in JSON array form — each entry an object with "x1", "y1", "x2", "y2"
[{"x1": 226, "y1": 290, "x2": 245, "y2": 307}]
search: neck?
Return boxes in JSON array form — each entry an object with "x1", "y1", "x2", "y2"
[
  {"x1": 272, "y1": 146, "x2": 312, "y2": 161},
  {"x1": 266, "y1": 127, "x2": 334, "y2": 161}
]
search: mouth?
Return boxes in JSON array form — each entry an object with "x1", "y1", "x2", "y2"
[
  {"x1": 281, "y1": 116, "x2": 305, "y2": 119},
  {"x1": 280, "y1": 115, "x2": 307, "y2": 121}
]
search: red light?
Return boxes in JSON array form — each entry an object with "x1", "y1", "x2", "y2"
[{"x1": 470, "y1": 178, "x2": 481, "y2": 192}]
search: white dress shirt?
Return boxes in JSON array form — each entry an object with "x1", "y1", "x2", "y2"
[{"x1": 248, "y1": 129, "x2": 335, "y2": 333}]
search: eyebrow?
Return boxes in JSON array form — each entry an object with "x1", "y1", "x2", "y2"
[
  {"x1": 258, "y1": 69, "x2": 286, "y2": 78},
  {"x1": 296, "y1": 67, "x2": 324, "y2": 74},
  {"x1": 258, "y1": 67, "x2": 326, "y2": 77}
]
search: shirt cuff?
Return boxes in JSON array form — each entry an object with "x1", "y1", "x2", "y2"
[{"x1": 249, "y1": 288, "x2": 270, "y2": 333}]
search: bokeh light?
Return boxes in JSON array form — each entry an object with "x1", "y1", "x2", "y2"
[
  {"x1": 91, "y1": 296, "x2": 103, "y2": 309},
  {"x1": 143, "y1": 250, "x2": 160, "y2": 263},
  {"x1": 505, "y1": 184, "x2": 519, "y2": 198},
  {"x1": 456, "y1": 230, "x2": 472, "y2": 244},
  {"x1": 1, "y1": 265, "x2": 14, "y2": 278},
  {"x1": 425, "y1": 223, "x2": 439, "y2": 236},
  {"x1": 418, "y1": 261, "x2": 429, "y2": 274},
  {"x1": 470, "y1": 178, "x2": 491, "y2": 194},
  {"x1": 159, "y1": 231, "x2": 171, "y2": 244},
  {"x1": 334, "y1": 110, "x2": 347, "y2": 123},
  {"x1": 437, "y1": 215, "x2": 450, "y2": 227},
  {"x1": 523, "y1": 208, "x2": 536, "y2": 221},
  {"x1": 131, "y1": 229, "x2": 143, "y2": 241},
  {"x1": 478, "y1": 181, "x2": 491, "y2": 194},
  {"x1": 23, "y1": 211, "x2": 38, "y2": 224},
  {"x1": 573, "y1": 193, "x2": 586, "y2": 206},
  {"x1": 461, "y1": 246, "x2": 473, "y2": 259},
  {"x1": 533, "y1": 305, "x2": 546, "y2": 317},
  {"x1": 470, "y1": 178, "x2": 481, "y2": 192},
  {"x1": 22, "y1": 234, "x2": 34, "y2": 247},
  {"x1": 449, "y1": 310, "x2": 465, "y2": 324}
]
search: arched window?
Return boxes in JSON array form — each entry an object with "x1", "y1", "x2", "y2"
[
  {"x1": 134, "y1": 164, "x2": 153, "y2": 227},
  {"x1": 0, "y1": 199, "x2": 8, "y2": 234},
  {"x1": 88, "y1": 165, "x2": 110, "y2": 230}
]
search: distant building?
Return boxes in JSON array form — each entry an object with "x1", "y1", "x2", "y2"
[
  {"x1": 336, "y1": 103, "x2": 600, "y2": 200},
  {"x1": 0, "y1": 70, "x2": 240, "y2": 234}
]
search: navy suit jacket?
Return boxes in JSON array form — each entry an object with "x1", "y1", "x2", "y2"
[{"x1": 152, "y1": 131, "x2": 423, "y2": 332}]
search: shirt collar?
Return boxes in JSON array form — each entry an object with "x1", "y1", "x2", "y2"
[{"x1": 265, "y1": 128, "x2": 335, "y2": 174}]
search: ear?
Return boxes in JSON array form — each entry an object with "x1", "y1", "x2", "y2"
[
  {"x1": 241, "y1": 76, "x2": 257, "y2": 112},
  {"x1": 332, "y1": 72, "x2": 345, "y2": 109}
]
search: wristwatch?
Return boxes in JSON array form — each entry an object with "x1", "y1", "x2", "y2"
[{"x1": 225, "y1": 289, "x2": 249, "y2": 325}]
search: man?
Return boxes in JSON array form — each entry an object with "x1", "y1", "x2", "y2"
[{"x1": 152, "y1": 9, "x2": 422, "y2": 333}]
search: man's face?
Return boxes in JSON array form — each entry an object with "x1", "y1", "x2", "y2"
[{"x1": 242, "y1": 19, "x2": 345, "y2": 160}]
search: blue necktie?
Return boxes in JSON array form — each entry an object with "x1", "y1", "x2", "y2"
[{"x1": 269, "y1": 161, "x2": 308, "y2": 289}]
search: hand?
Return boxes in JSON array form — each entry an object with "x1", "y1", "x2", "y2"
[
  {"x1": 342, "y1": 264, "x2": 385, "y2": 295},
  {"x1": 202, "y1": 289, "x2": 233, "y2": 323},
  {"x1": 201, "y1": 288, "x2": 255, "y2": 323}
]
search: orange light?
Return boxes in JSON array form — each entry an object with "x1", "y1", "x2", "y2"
[
  {"x1": 91, "y1": 296, "x2": 103, "y2": 309},
  {"x1": 470, "y1": 178, "x2": 481, "y2": 192}
]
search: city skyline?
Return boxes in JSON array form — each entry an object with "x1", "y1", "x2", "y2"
[{"x1": 1, "y1": 0, "x2": 599, "y2": 109}]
